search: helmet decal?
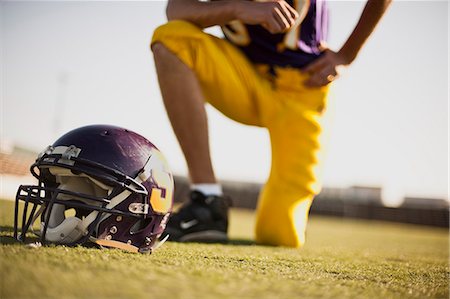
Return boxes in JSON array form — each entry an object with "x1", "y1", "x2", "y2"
[{"x1": 148, "y1": 148, "x2": 174, "y2": 214}]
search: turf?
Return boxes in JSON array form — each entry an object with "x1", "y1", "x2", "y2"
[{"x1": 0, "y1": 199, "x2": 448, "y2": 299}]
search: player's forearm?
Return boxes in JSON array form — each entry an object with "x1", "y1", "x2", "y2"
[
  {"x1": 338, "y1": 0, "x2": 392, "y2": 64},
  {"x1": 167, "y1": 0, "x2": 239, "y2": 28}
]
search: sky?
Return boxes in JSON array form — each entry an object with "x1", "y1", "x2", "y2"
[{"x1": 1, "y1": 0, "x2": 448, "y2": 205}]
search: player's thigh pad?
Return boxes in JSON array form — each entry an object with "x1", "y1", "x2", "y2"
[{"x1": 151, "y1": 20, "x2": 273, "y2": 127}]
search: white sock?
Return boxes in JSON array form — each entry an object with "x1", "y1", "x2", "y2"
[{"x1": 191, "y1": 183, "x2": 223, "y2": 196}]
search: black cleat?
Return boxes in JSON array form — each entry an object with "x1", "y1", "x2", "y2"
[{"x1": 164, "y1": 190, "x2": 231, "y2": 243}]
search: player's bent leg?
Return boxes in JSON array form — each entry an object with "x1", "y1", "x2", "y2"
[
  {"x1": 255, "y1": 123, "x2": 321, "y2": 248},
  {"x1": 254, "y1": 69, "x2": 330, "y2": 248},
  {"x1": 152, "y1": 42, "x2": 216, "y2": 184},
  {"x1": 151, "y1": 20, "x2": 266, "y2": 127},
  {"x1": 151, "y1": 21, "x2": 269, "y2": 243},
  {"x1": 151, "y1": 21, "x2": 266, "y2": 183}
]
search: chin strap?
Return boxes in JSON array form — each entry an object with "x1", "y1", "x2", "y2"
[{"x1": 25, "y1": 203, "x2": 87, "y2": 245}]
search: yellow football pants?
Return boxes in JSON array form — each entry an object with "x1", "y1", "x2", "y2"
[{"x1": 152, "y1": 20, "x2": 330, "y2": 247}]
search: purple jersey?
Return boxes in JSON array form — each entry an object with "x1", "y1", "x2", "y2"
[{"x1": 222, "y1": 0, "x2": 328, "y2": 68}]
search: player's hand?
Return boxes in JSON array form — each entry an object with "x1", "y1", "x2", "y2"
[
  {"x1": 302, "y1": 49, "x2": 349, "y2": 87},
  {"x1": 235, "y1": 0, "x2": 299, "y2": 34}
]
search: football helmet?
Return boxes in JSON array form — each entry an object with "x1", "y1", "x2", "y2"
[{"x1": 14, "y1": 125, "x2": 174, "y2": 253}]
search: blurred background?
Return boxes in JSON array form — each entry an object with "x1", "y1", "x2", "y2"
[{"x1": 1, "y1": 1, "x2": 448, "y2": 226}]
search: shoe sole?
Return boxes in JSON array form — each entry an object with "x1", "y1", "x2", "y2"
[{"x1": 179, "y1": 230, "x2": 228, "y2": 243}]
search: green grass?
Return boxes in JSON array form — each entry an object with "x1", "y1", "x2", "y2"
[{"x1": 1, "y1": 199, "x2": 448, "y2": 299}]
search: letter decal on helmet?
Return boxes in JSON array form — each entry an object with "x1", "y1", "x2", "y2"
[
  {"x1": 147, "y1": 149, "x2": 174, "y2": 214},
  {"x1": 150, "y1": 169, "x2": 174, "y2": 214}
]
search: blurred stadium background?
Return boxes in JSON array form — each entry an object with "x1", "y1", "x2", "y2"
[{"x1": 1, "y1": 141, "x2": 447, "y2": 228}]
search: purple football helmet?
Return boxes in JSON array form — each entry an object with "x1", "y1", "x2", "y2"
[{"x1": 14, "y1": 125, "x2": 174, "y2": 253}]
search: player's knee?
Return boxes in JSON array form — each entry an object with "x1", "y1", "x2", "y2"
[{"x1": 151, "y1": 20, "x2": 202, "y2": 49}]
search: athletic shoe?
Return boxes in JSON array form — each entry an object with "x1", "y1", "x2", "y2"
[{"x1": 163, "y1": 190, "x2": 231, "y2": 242}]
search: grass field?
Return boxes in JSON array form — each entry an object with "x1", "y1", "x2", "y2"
[{"x1": 0, "y1": 199, "x2": 448, "y2": 299}]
